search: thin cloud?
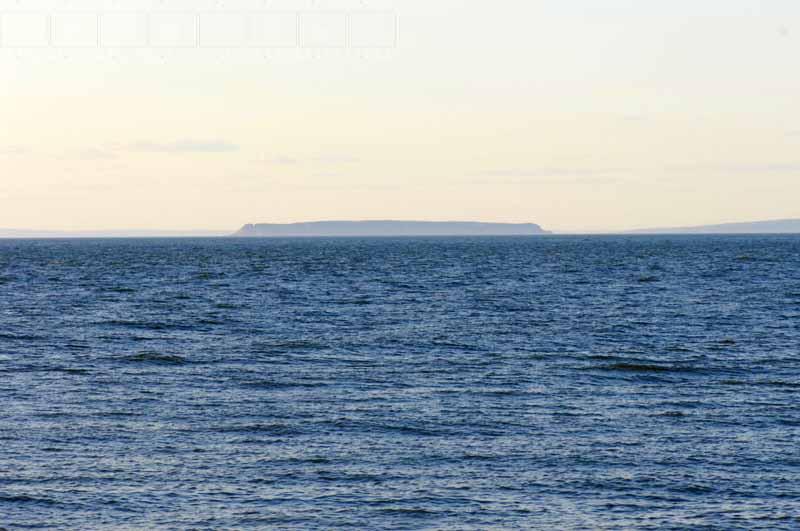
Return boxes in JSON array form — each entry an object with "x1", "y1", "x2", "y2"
[
  {"x1": 664, "y1": 163, "x2": 800, "y2": 174},
  {"x1": 269, "y1": 156, "x2": 299, "y2": 165},
  {"x1": 312, "y1": 155, "x2": 359, "y2": 165},
  {"x1": 73, "y1": 148, "x2": 118, "y2": 160},
  {"x1": 260, "y1": 154, "x2": 359, "y2": 166},
  {"x1": 466, "y1": 167, "x2": 630, "y2": 186},
  {"x1": 620, "y1": 114, "x2": 650, "y2": 123},
  {"x1": 0, "y1": 146, "x2": 29, "y2": 156},
  {"x1": 130, "y1": 140, "x2": 239, "y2": 153},
  {"x1": 294, "y1": 183, "x2": 402, "y2": 191},
  {"x1": 474, "y1": 167, "x2": 629, "y2": 178},
  {"x1": 467, "y1": 177, "x2": 625, "y2": 186}
]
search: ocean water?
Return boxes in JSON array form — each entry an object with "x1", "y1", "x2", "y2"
[{"x1": 1, "y1": 235, "x2": 799, "y2": 530}]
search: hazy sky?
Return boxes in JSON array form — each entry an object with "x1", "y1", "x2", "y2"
[{"x1": 1, "y1": 0, "x2": 799, "y2": 232}]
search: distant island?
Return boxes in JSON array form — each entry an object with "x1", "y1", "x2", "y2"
[
  {"x1": 233, "y1": 221, "x2": 550, "y2": 237},
  {"x1": 628, "y1": 219, "x2": 800, "y2": 234}
]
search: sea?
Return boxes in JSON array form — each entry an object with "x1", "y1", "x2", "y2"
[{"x1": 1, "y1": 235, "x2": 799, "y2": 530}]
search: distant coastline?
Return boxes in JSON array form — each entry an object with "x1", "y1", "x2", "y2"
[
  {"x1": 627, "y1": 219, "x2": 800, "y2": 235},
  {"x1": 233, "y1": 221, "x2": 551, "y2": 237}
]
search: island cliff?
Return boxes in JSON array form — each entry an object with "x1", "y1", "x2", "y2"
[{"x1": 233, "y1": 221, "x2": 550, "y2": 237}]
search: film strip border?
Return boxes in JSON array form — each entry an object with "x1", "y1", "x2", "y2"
[{"x1": 0, "y1": 11, "x2": 398, "y2": 48}]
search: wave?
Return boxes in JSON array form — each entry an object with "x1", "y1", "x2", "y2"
[
  {"x1": 197, "y1": 318, "x2": 229, "y2": 326},
  {"x1": 103, "y1": 286, "x2": 136, "y2": 293},
  {"x1": 378, "y1": 508, "x2": 439, "y2": 518},
  {"x1": 215, "y1": 423, "x2": 299, "y2": 436},
  {"x1": 238, "y1": 379, "x2": 326, "y2": 390},
  {"x1": 721, "y1": 379, "x2": 800, "y2": 389},
  {"x1": 64, "y1": 342, "x2": 91, "y2": 351},
  {"x1": 251, "y1": 339, "x2": 328, "y2": 354},
  {"x1": 315, "y1": 472, "x2": 392, "y2": 483},
  {"x1": 0, "y1": 494, "x2": 62, "y2": 506},
  {"x1": 96, "y1": 320, "x2": 196, "y2": 331},
  {"x1": 371, "y1": 424, "x2": 447, "y2": 437},
  {"x1": 0, "y1": 333, "x2": 45, "y2": 341},
  {"x1": 54, "y1": 367, "x2": 91, "y2": 375},
  {"x1": 597, "y1": 363, "x2": 701, "y2": 374},
  {"x1": 0, "y1": 365, "x2": 90, "y2": 375},
  {"x1": 120, "y1": 352, "x2": 189, "y2": 365}
]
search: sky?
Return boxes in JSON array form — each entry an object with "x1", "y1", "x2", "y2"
[{"x1": 1, "y1": 0, "x2": 799, "y2": 232}]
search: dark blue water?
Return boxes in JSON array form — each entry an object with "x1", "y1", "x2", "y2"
[{"x1": 1, "y1": 236, "x2": 799, "y2": 529}]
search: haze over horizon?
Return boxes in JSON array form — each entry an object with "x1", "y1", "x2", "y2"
[{"x1": 2, "y1": 0, "x2": 800, "y2": 231}]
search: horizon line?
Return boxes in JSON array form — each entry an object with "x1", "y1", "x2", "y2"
[{"x1": 3, "y1": 216, "x2": 800, "y2": 238}]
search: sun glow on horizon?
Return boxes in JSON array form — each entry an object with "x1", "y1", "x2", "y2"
[{"x1": 2, "y1": 0, "x2": 800, "y2": 232}]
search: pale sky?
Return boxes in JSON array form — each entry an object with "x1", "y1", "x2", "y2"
[{"x1": 1, "y1": 0, "x2": 799, "y2": 232}]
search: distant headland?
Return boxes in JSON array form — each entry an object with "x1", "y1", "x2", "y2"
[
  {"x1": 233, "y1": 221, "x2": 551, "y2": 237},
  {"x1": 627, "y1": 219, "x2": 800, "y2": 234}
]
